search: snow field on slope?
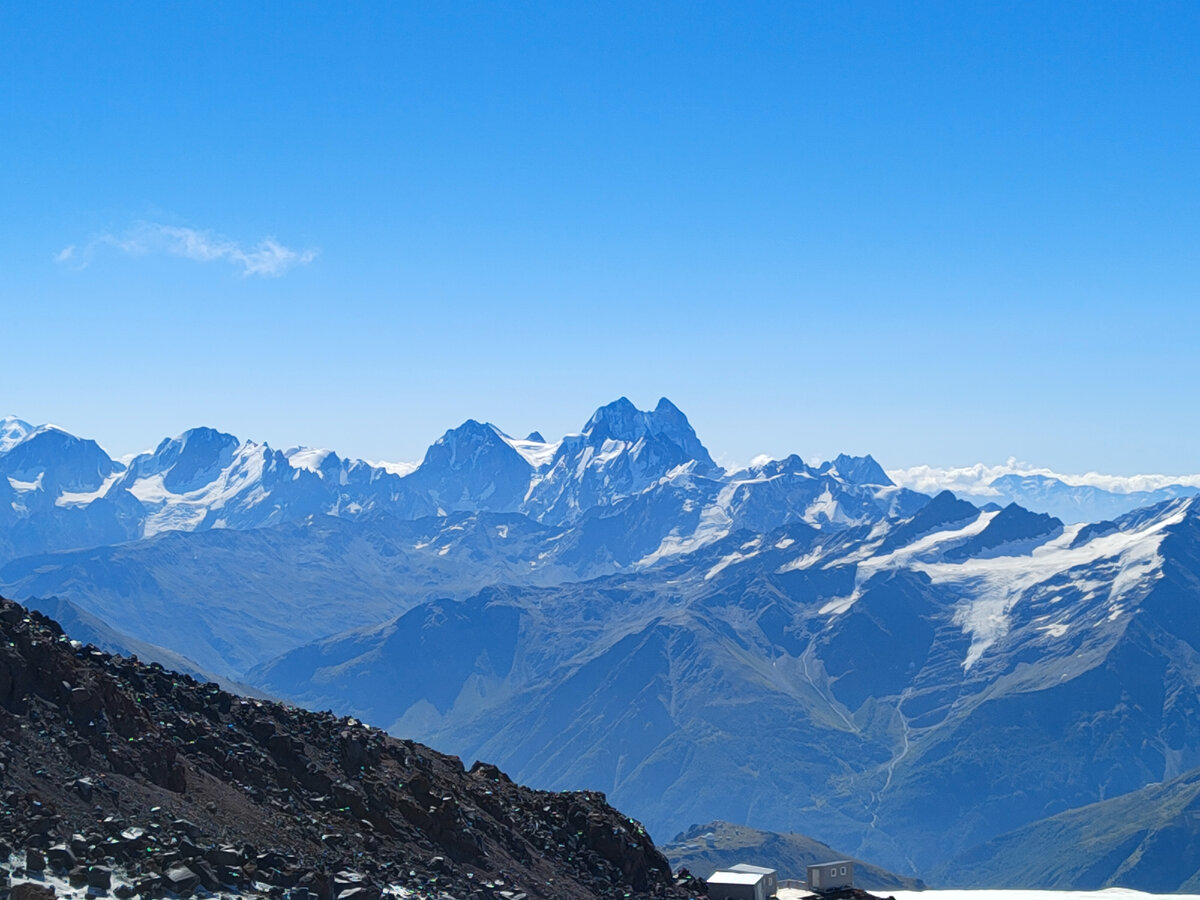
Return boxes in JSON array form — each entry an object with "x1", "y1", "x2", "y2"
[
  {"x1": 802, "y1": 500, "x2": 1186, "y2": 671},
  {"x1": 6, "y1": 862, "x2": 432, "y2": 900}
]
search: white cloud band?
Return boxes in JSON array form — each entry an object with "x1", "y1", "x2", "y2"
[{"x1": 887, "y1": 458, "x2": 1200, "y2": 497}]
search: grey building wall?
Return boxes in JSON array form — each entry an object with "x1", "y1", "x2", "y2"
[
  {"x1": 728, "y1": 864, "x2": 778, "y2": 897},
  {"x1": 807, "y1": 861, "x2": 854, "y2": 892},
  {"x1": 707, "y1": 871, "x2": 768, "y2": 900},
  {"x1": 705, "y1": 882, "x2": 763, "y2": 900}
]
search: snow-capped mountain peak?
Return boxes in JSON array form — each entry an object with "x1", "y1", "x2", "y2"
[
  {"x1": 403, "y1": 419, "x2": 533, "y2": 513},
  {"x1": 581, "y1": 396, "x2": 718, "y2": 473},
  {"x1": 0, "y1": 416, "x2": 33, "y2": 453},
  {"x1": 580, "y1": 396, "x2": 642, "y2": 441},
  {"x1": 119, "y1": 426, "x2": 241, "y2": 494},
  {"x1": 823, "y1": 453, "x2": 893, "y2": 486},
  {"x1": 424, "y1": 419, "x2": 510, "y2": 462},
  {"x1": 6, "y1": 402, "x2": 1195, "y2": 576},
  {"x1": 516, "y1": 398, "x2": 723, "y2": 525},
  {"x1": 284, "y1": 446, "x2": 337, "y2": 476},
  {"x1": 0, "y1": 424, "x2": 121, "y2": 493}
]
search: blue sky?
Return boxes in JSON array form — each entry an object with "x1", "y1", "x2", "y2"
[{"x1": 2, "y1": 2, "x2": 1198, "y2": 473}]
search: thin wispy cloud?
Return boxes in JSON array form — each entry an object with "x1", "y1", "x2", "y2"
[{"x1": 58, "y1": 221, "x2": 318, "y2": 277}]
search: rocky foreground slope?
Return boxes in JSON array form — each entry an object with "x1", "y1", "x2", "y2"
[{"x1": 0, "y1": 598, "x2": 697, "y2": 900}]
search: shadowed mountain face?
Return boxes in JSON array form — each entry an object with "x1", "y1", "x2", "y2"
[
  {"x1": 118, "y1": 427, "x2": 241, "y2": 494},
  {"x1": 942, "y1": 502, "x2": 1062, "y2": 560},
  {"x1": 0, "y1": 426, "x2": 119, "y2": 492},
  {"x1": 402, "y1": 420, "x2": 533, "y2": 515}
]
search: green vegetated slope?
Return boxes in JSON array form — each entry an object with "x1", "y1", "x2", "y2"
[
  {"x1": 941, "y1": 767, "x2": 1200, "y2": 891},
  {"x1": 662, "y1": 821, "x2": 925, "y2": 890}
]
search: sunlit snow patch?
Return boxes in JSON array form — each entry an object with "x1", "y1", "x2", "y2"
[
  {"x1": 284, "y1": 446, "x2": 334, "y2": 473},
  {"x1": 497, "y1": 431, "x2": 561, "y2": 469},
  {"x1": 809, "y1": 511, "x2": 998, "y2": 613},
  {"x1": 368, "y1": 459, "x2": 419, "y2": 477},
  {"x1": 636, "y1": 481, "x2": 741, "y2": 566},
  {"x1": 928, "y1": 503, "x2": 1187, "y2": 670},
  {"x1": 705, "y1": 538, "x2": 763, "y2": 580},
  {"x1": 0, "y1": 416, "x2": 33, "y2": 452},
  {"x1": 128, "y1": 441, "x2": 269, "y2": 536},
  {"x1": 55, "y1": 472, "x2": 123, "y2": 507}
]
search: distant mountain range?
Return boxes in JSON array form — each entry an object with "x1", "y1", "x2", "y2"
[
  {"x1": 0, "y1": 400, "x2": 923, "y2": 560},
  {"x1": 0, "y1": 399, "x2": 925, "y2": 680},
  {"x1": 5, "y1": 405, "x2": 1194, "y2": 561},
  {"x1": 3, "y1": 399, "x2": 1200, "y2": 890}
]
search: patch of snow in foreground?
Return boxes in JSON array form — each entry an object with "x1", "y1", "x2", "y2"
[
  {"x1": 779, "y1": 893, "x2": 1200, "y2": 900},
  {"x1": 6, "y1": 854, "x2": 427, "y2": 900},
  {"x1": 888, "y1": 891, "x2": 1200, "y2": 900}
]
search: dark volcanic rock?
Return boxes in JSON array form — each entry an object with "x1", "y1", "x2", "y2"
[
  {"x1": 86, "y1": 865, "x2": 113, "y2": 889},
  {"x1": 164, "y1": 865, "x2": 201, "y2": 896},
  {"x1": 45, "y1": 846, "x2": 76, "y2": 871},
  {"x1": 0, "y1": 597, "x2": 689, "y2": 900}
]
